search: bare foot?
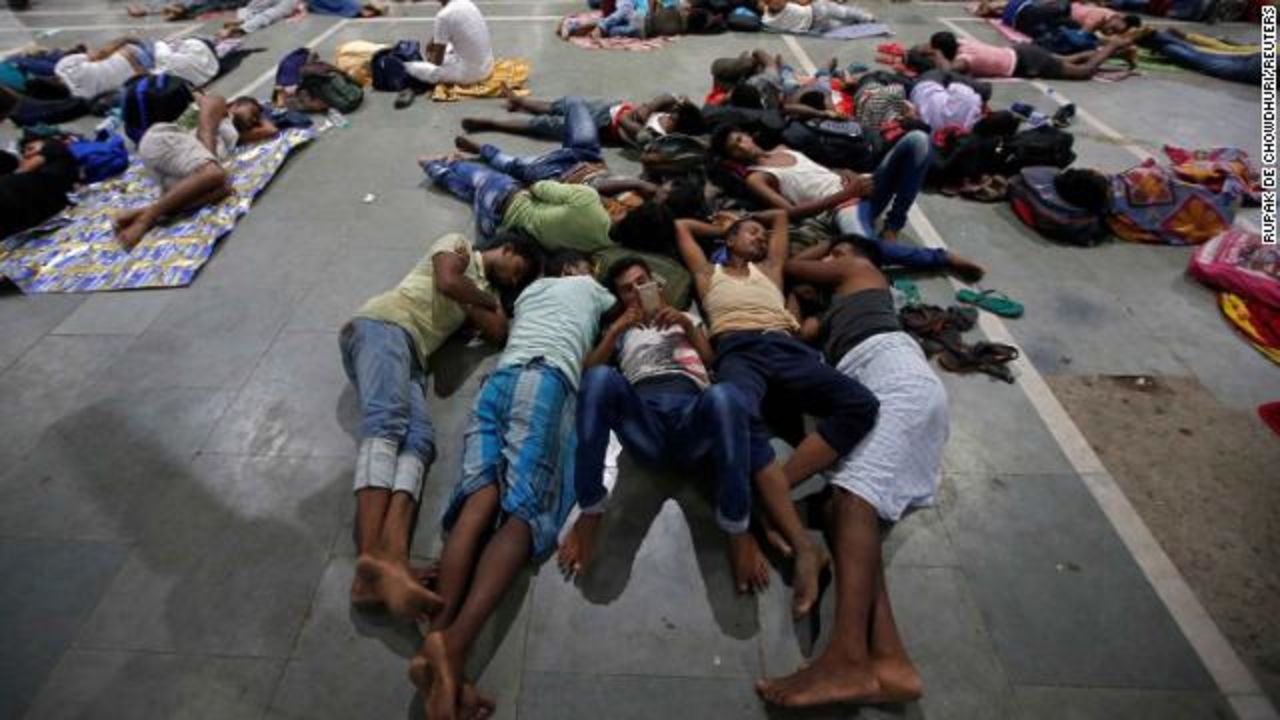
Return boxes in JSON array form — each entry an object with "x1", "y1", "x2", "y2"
[
  {"x1": 454, "y1": 135, "x2": 482, "y2": 154},
  {"x1": 355, "y1": 554, "x2": 444, "y2": 621},
  {"x1": 114, "y1": 209, "x2": 151, "y2": 250},
  {"x1": 459, "y1": 684, "x2": 496, "y2": 720},
  {"x1": 756, "y1": 652, "x2": 881, "y2": 707},
  {"x1": 791, "y1": 542, "x2": 830, "y2": 619},
  {"x1": 459, "y1": 118, "x2": 491, "y2": 133},
  {"x1": 500, "y1": 83, "x2": 521, "y2": 112},
  {"x1": 759, "y1": 512, "x2": 793, "y2": 558},
  {"x1": 870, "y1": 656, "x2": 923, "y2": 704},
  {"x1": 557, "y1": 513, "x2": 601, "y2": 578},
  {"x1": 946, "y1": 253, "x2": 985, "y2": 283},
  {"x1": 350, "y1": 572, "x2": 381, "y2": 608},
  {"x1": 730, "y1": 533, "x2": 769, "y2": 594},
  {"x1": 416, "y1": 631, "x2": 459, "y2": 720}
]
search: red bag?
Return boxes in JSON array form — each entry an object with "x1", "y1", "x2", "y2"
[{"x1": 1189, "y1": 228, "x2": 1280, "y2": 309}]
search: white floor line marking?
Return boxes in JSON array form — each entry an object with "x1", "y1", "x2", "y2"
[
  {"x1": 782, "y1": 30, "x2": 1278, "y2": 720},
  {"x1": 0, "y1": 22, "x2": 186, "y2": 32},
  {"x1": 229, "y1": 18, "x2": 351, "y2": 98},
  {"x1": 354, "y1": 14, "x2": 561, "y2": 22}
]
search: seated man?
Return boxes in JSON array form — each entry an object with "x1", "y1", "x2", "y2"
[
  {"x1": 462, "y1": 89, "x2": 704, "y2": 148},
  {"x1": 403, "y1": 0, "x2": 494, "y2": 89},
  {"x1": 760, "y1": 0, "x2": 875, "y2": 34},
  {"x1": 755, "y1": 236, "x2": 945, "y2": 708},
  {"x1": 343, "y1": 230, "x2": 542, "y2": 620},
  {"x1": 411, "y1": 251, "x2": 616, "y2": 720},
  {"x1": 114, "y1": 94, "x2": 280, "y2": 249},
  {"x1": 710, "y1": 123, "x2": 982, "y2": 281},
  {"x1": 918, "y1": 30, "x2": 1133, "y2": 80},
  {"x1": 0, "y1": 136, "x2": 80, "y2": 239},
  {"x1": 559, "y1": 257, "x2": 828, "y2": 604},
  {"x1": 418, "y1": 152, "x2": 613, "y2": 255},
  {"x1": 54, "y1": 37, "x2": 151, "y2": 100}
]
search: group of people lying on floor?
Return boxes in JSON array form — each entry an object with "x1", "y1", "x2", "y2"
[{"x1": 127, "y1": 0, "x2": 386, "y2": 35}]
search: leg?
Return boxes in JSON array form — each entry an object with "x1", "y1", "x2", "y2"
[
  {"x1": 757, "y1": 489, "x2": 882, "y2": 707},
  {"x1": 1053, "y1": 41, "x2": 1125, "y2": 79},
  {"x1": 1148, "y1": 32, "x2": 1261, "y2": 83},
  {"x1": 861, "y1": 129, "x2": 932, "y2": 236},
  {"x1": 753, "y1": 461, "x2": 829, "y2": 616},
  {"x1": 505, "y1": 93, "x2": 555, "y2": 114},
  {"x1": 460, "y1": 115, "x2": 565, "y2": 141},
  {"x1": 115, "y1": 162, "x2": 231, "y2": 249},
  {"x1": 868, "y1": 554, "x2": 922, "y2": 702},
  {"x1": 419, "y1": 159, "x2": 520, "y2": 243}
]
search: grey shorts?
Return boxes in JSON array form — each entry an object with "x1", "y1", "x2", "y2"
[{"x1": 137, "y1": 120, "x2": 236, "y2": 190}]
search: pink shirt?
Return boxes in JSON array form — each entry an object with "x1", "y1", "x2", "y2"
[
  {"x1": 1070, "y1": 2, "x2": 1119, "y2": 31},
  {"x1": 957, "y1": 38, "x2": 1017, "y2": 78}
]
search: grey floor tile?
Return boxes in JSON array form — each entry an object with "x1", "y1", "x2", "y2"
[
  {"x1": 99, "y1": 329, "x2": 279, "y2": 390},
  {"x1": 1011, "y1": 685, "x2": 1234, "y2": 720},
  {"x1": 50, "y1": 290, "x2": 176, "y2": 336},
  {"x1": 524, "y1": 458, "x2": 762, "y2": 679},
  {"x1": 0, "y1": 386, "x2": 234, "y2": 542},
  {"x1": 0, "y1": 293, "x2": 84, "y2": 372},
  {"x1": 884, "y1": 508, "x2": 959, "y2": 569},
  {"x1": 519, "y1": 671, "x2": 767, "y2": 720},
  {"x1": 23, "y1": 649, "x2": 283, "y2": 720},
  {"x1": 938, "y1": 376, "x2": 1074, "y2": 477},
  {"x1": 0, "y1": 539, "x2": 129, "y2": 720},
  {"x1": 941, "y1": 473, "x2": 1215, "y2": 690},
  {"x1": 76, "y1": 455, "x2": 349, "y2": 657},
  {"x1": 143, "y1": 285, "x2": 298, "y2": 339},
  {"x1": 202, "y1": 331, "x2": 355, "y2": 458},
  {"x1": 284, "y1": 245, "x2": 430, "y2": 333}
]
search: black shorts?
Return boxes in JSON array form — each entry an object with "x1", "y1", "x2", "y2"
[{"x1": 1013, "y1": 43, "x2": 1066, "y2": 79}]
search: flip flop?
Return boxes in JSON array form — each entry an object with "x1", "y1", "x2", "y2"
[
  {"x1": 956, "y1": 288, "x2": 1024, "y2": 318},
  {"x1": 892, "y1": 278, "x2": 922, "y2": 307}
]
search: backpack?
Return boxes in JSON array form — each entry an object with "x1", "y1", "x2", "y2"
[
  {"x1": 781, "y1": 118, "x2": 879, "y2": 172},
  {"x1": 726, "y1": 7, "x2": 762, "y2": 31},
  {"x1": 1008, "y1": 166, "x2": 1106, "y2": 245},
  {"x1": 120, "y1": 73, "x2": 195, "y2": 145},
  {"x1": 371, "y1": 40, "x2": 427, "y2": 92},
  {"x1": 997, "y1": 126, "x2": 1076, "y2": 176},
  {"x1": 276, "y1": 47, "x2": 311, "y2": 88},
  {"x1": 640, "y1": 134, "x2": 709, "y2": 182},
  {"x1": 68, "y1": 130, "x2": 129, "y2": 183},
  {"x1": 1188, "y1": 228, "x2": 1280, "y2": 308},
  {"x1": 299, "y1": 62, "x2": 364, "y2": 113}
]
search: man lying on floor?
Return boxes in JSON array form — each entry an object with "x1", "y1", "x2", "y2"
[
  {"x1": 975, "y1": 0, "x2": 1140, "y2": 37},
  {"x1": 412, "y1": 251, "x2": 616, "y2": 720},
  {"x1": 342, "y1": 230, "x2": 543, "y2": 620},
  {"x1": 114, "y1": 93, "x2": 281, "y2": 249},
  {"x1": 461, "y1": 89, "x2": 705, "y2": 149},
  {"x1": 914, "y1": 30, "x2": 1135, "y2": 80},
  {"x1": 0, "y1": 124, "x2": 80, "y2": 240}
]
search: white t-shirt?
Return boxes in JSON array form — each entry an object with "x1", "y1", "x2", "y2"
[
  {"x1": 155, "y1": 39, "x2": 220, "y2": 88},
  {"x1": 616, "y1": 314, "x2": 710, "y2": 388},
  {"x1": 54, "y1": 52, "x2": 136, "y2": 99},
  {"x1": 763, "y1": 2, "x2": 814, "y2": 32},
  {"x1": 434, "y1": 0, "x2": 494, "y2": 74}
]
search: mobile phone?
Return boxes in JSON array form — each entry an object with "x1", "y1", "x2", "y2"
[{"x1": 637, "y1": 281, "x2": 661, "y2": 319}]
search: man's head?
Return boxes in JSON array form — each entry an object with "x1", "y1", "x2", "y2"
[
  {"x1": 547, "y1": 250, "x2": 593, "y2": 277},
  {"x1": 710, "y1": 125, "x2": 762, "y2": 163},
  {"x1": 604, "y1": 257, "x2": 658, "y2": 309},
  {"x1": 669, "y1": 101, "x2": 705, "y2": 135},
  {"x1": 725, "y1": 218, "x2": 768, "y2": 262},
  {"x1": 485, "y1": 230, "x2": 545, "y2": 289},
  {"x1": 905, "y1": 47, "x2": 938, "y2": 73},
  {"x1": 1053, "y1": 168, "x2": 1111, "y2": 215},
  {"x1": 728, "y1": 83, "x2": 764, "y2": 110},
  {"x1": 1102, "y1": 13, "x2": 1142, "y2": 34},
  {"x1": 829, "y1": 234, "x2": 881, "y2": 265},
  {"x1": 228, "y1": 96, "x2": 264, "y2": 133},
  {"x1": 929, "y1": 31, "x2": 959, "y2": 61}
]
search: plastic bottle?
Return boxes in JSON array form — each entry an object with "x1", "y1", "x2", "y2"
[
  {"x1": 326, "y1": 108, "x2": 350, "y2": 129},
  {"x1": 95, "y1": 110, "x2": 123, "y2": 136}
]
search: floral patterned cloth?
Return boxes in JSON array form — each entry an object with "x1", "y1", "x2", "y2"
[
  {"x1": 1163, "y1": 145, "x2": 1262, "y2": 203},
  {"x1": 1107, "y1": 158, "x2": 1242, "y2": 245},
  {"x1": 0, "y1": 128, "x2": 313, "y2": 293}
]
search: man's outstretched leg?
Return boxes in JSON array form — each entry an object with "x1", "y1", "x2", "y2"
[
  {"x1": 868, "y1": 554, "x2": 922, "y2": 703},
  {"x1": 757, "y1": 488, "x2": 883, "y2": 707}
]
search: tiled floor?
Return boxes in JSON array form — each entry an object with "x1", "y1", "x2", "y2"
[{"x1": 1, "y1": 1, "x2": 1273, "y2": 718}]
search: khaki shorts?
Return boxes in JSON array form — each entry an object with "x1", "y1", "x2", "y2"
[{"x1": 137, "y1": 120, "x2": 237, "y2": 190}]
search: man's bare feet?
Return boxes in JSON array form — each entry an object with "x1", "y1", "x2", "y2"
[
  {"x1": 114, "y1": 209, "x2": 151, "y2": 250},
  {"x1": 413, "y1": 631, "x2": 460, "y2": 720},
  {"x1": 355, "y1": 554, "x2": 444, "y2": 621},
  {"x1": 730, "y1": 532, "x2": 769, "y2": 594},
  {"x1": 460, "y1": 118, "x2": 493, "y2": 133},
  {"x1": 946, "y1": 253, "x2": 985, "y2": 283},
  {"x1": 758, "y1": 512, "x2": 794, "y2": 558},
  {"x1": 869, "y1": 656, "x2": 923, "y2": 704},
  {"x1": 756, "y1": 652, "x2": 882, "y2": 707},
  {"x1": 791, "y1": 542, "x2": 830, "y2": 619},
  {"x1": 454, "y1": 135, "x2": 483, "y2": 154},
  {"x1": 459, "y1": 684, "x2": 496, "y2": 720},
  {"x1": 557, "y1": 513, "x2": 602, "y2": 578},
  {"x1": 500, "y1": 83, "x2": 522, "y2": 111}
]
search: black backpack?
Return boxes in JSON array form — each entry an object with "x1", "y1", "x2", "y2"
[
  {"x1": 371, "y1": 40, "x2": 428, "y2": 93},
  {"x1": 121, "y1": 73, "x2": 195, "y2": 144},
  {"x1": 299, "y1": 62, "x2": 364, "y2": 113},
  {"x1": 781, "y1": 118, "x2": 879, "y2": 172},
  {"x1": 996, "y1": 126, "x2": 1076, "y2": 176},
  {"x1": 640, "y1": 134, "x2": 709, "y2": 183}
]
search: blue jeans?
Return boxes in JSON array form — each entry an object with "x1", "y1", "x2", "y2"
[
  {"x1": 340, "y1": 318, "x2": 436, "y2": 463},
  {"x1": 835, "y1": 129, "x2": 935, "y2": 250},
  {"x1": 575, "y1": 368, "x2": 752, "y2": 533},
  {"x1": 9, "y1": 48, "x2": 74, "y2": 79},
  {"x1": 527, "y1": 97, "x2": 617, "y2": 142},
  {"x1": 422, "y1": 159, "x2": 520, "y2": 246},
  {"x1": 600, "y1": 1, "x2": 644, "y2": 37},
  {"x1": 1148, "y1": 31, "x2": 1262, "y2": 85},
  {"x1": 479, "y1": 95, "x2": 604, "y2": 184}
]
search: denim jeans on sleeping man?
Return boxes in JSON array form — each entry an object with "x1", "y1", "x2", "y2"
[
  {"x1": 599, "y1": 0, "x2": 644, "y2": 37},
  {"x1": 422, "y1": 158, "x2": 520, "y2": 247},
  {"x1": 1147, "y1": 31, "x2": 1261, "y2": 85},
  {"x1": 526, "y1": 97, "x2": 618, "y2": 142},
  {"x1": 574, "y1": 368, "x2": 753, "y2": 534},
  {"x1": 478, "y1": 95, "x2": 605, "y2": 184},
  {"x1": 340, "y1": 318, "x2": 436, "y2": 464}
]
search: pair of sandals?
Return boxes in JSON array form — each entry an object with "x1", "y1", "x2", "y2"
[{"x1": 900, "y1": 304, "x2": 1020, "y2": 383}]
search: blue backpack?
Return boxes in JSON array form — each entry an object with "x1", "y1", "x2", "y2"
[
  {"x1": 371, "y1": 41, "x2": 427, "y2": 92},
  {"x1": 1036, "y1": 27, "x2": 1098, "y2": 55},
  {"x1": 68, "y1": 130, "x2": 129, "y2": 184},
  {"x1": 120, "y1": 73, "x2": 195, "y2": 145}
]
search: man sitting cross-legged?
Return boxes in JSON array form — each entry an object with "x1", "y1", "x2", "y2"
[
  {"x1": 342, "y1": 230, "x2": 543, "y2": 621},
  {"x1": 557, "y1": 257, "x2": 830, "y2": 600},
  {"x1": 411, "y1": 251, "x2": 617, "y2": 720}
]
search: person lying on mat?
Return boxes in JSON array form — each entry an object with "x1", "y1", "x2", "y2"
[
  {"x1": 0, "y1": 135, "x2": 80, "y2": 240},
  {"x1": 759, "y1": 0, "x2": 876, "y2": 34},
  {"x1": 913, "y1": 30, "x2": 1135, "y2": 81},
  {"x1": 114, "y1": 94, "x2": 280, "y2": 249}
]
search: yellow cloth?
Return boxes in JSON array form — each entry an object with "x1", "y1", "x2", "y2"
[
  {"x1": 353, "y1": 233, "x2": 490, "y2": 366},
  {"x1": 1220, "y1": 292, "x2": 1280, "y2": 365},
  {"x1": 1183, "y1": 32, "x2": 1260, "y2": 56},
  {"x1": 704, "y1": 263, "x2": 799, "y2": 337},
  {"x1": 430, "y1": 57, "x2": 531, "y2": 102},
  {"x1": 335, "y1": 40, "x2": 388, "y2": 87}
]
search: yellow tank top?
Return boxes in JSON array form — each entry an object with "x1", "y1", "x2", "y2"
[{"x1": 704, "y1": 263, "x2": 800, "y2": 337}]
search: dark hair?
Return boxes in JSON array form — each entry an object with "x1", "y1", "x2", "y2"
[
  {"x1": 930, "y1": 31, "x2": 959, "y2": 60},
  {"x1": 973, "y1": 109, "x2": 1021, "y2": 137},
  {"x1": 672, "y1": 102, "x2": 706, "y2": 135},
  {"x1": 795, "y1": 88, "x2": 826, "y2": 112},
  {"x1": 603, "y1": 256, "x2": 652, "y2": 293},
  {"x1": 547, "y1": 249, "x2": 591, "y2": 277},
  {"x1": 612, "y1": 201, "x2": 673, "y2": 252},
  {"x1": 726, "y1": 217, "x2": 761, "y2": 239},
  {"x1": 1054, "y1": 168, "x2": 1111, "y2": 215},
  {"x1": 229, "y1": 95, "x2": 262, "y2": 110},
  {"x1": 831, "y1": 234, "x2": 882, "y2": 265},
  {"x1": 710, "y1": 124, "x2": 744, "y2": 158},
  {"x1": 905, "y1": 48, "x2": 937, "y2": 73},
  {"x1": 494, "y1": 229, "x2": 545, "y2": 284},
  {"x1": 728, "y1": 83, "x2": 764, "y2": 110},
  {"x1": 1123, "y1": 13, "x2": 1142, "y2": 27}
]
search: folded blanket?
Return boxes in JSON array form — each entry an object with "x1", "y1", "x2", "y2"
[
  {"x1": 0, "y1": 128, "x2": 313, "y2": 293},
  {"x1": 430, "y1": 57, "x2": 531, "y2": 101}
]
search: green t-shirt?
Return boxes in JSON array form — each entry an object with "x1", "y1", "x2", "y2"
[
  {"x1": 353, "y1": 233, "x2": 490, "y2": 367},
  {"x1": 500, "y1": 180, "x2": 612, "y2": 255}
]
